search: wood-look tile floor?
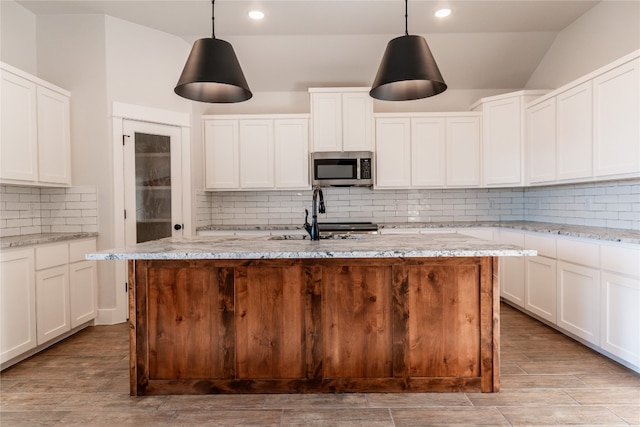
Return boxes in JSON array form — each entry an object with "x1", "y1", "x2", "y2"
[{"x1": 1, "y1": 303, "x2": 638, "y2": 426}]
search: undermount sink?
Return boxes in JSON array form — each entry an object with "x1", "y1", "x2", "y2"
[{"x1": 269, "y1": 234, "x2": 363, "y2": 241}]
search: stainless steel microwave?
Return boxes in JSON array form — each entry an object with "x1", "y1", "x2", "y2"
[{"x1": 311, "y1": 151, "x2": 374, "y2": 187}]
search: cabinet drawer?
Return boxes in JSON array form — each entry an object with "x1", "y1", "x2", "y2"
[
  {"x1": 525, "y1": 233, "x2": 556, "y2": 258},
  {"x1": 35, "y1": 243, "x2": 68, "y2": 270},
  {"x1": 69, "y1": 239, "x2": 96, "y2": 263},
  {"x1": 556, "y1": 238, "x2": 599, "y2": 266},
  {"x1": 601, "y1": 244, "x2": 640, "y2": 277}
]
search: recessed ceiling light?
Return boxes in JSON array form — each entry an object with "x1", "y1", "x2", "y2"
[
  {"x1": 248, "y1": 10, "x2": 264, "y2": 20},
  {"x1": 435, "y1": 8, "x2": 451, "y2": 18}
]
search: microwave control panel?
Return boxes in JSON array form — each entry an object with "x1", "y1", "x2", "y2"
[{"x1": 360, "y1": 158, "x2": 372, "y2": 179}]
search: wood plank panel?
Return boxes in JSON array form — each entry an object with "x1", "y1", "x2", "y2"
[
  {"x1": 146, "y1": 261, "x2": 235, "y2": 380},
  {"x1": 407, "y1": 259, "x2": 481, "y2": 378},
  {"x1": 235, "y1": 263, "x2": 305, "y2": 379},
  {"x1": 321, "y1": 265, "x2": 393, "y2": 378}
]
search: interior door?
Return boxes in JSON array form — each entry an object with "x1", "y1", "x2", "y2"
[{"x1": 123, "y1": 120, "x2": 183, "y2": 245}]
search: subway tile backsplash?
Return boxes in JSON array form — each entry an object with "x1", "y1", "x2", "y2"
[
  {"x1": 197, "y1": 178, "x2": 640, "y2": 231},
  {"x1": 0, "y1": 185, "x2": 98, "y2": 237}
]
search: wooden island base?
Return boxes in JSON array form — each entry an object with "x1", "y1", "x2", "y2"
[{"x1": 129, "y1": 256, "x2": 500, "y2": 395}]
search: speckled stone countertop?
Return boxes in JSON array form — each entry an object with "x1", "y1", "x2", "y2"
[
  {"x1": 197, "y1": 221, "x2": 640, "y2": 244},
  {"x1": 1, "y1": 232, "x2": 99, "y2": 249},
  {"x1": 87, "y1": 233, "x2": 536, "y2": 261}
]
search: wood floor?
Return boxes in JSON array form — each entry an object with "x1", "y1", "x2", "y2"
[{"x1": 1, "y1": 303, "x2": 638, "y2": 426}]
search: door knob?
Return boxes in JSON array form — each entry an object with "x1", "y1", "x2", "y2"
[{"x1": 174, "y1": 224, "x2": 183, "y2": 231}]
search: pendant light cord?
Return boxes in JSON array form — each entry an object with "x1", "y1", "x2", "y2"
[
  {"x1": 404, "y1": 0, "x2": 408, "y2": 36},
  {"x1": 211, "y1": 0, "x2": 216, "y2": 39}
]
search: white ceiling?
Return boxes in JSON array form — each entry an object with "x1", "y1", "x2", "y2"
[{"x1": 16, "y1": 0, "x2": 601, "y2": 92}]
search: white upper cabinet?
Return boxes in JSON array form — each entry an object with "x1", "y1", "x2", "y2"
[
  {"x1": 375, "y1": 117, "x2": 411, "y2": 188},
  {"x1": 592, "y1": 57, "x2": 640, "y2": 178},
  {"x1": 556, "y1": 81, "x2": 593, "y2": 181},
  {"x1": 203, "y1": 115, "x2": 310, "y2": 191},
  {"x1": 309, "y1": 88, "x2": 373, "y2": 152},
  {"x1": 0, "y1": 62, "x2": 71, "y2": 187},
  {"x1": 274, "y1": 119, "x2": 309, "y2": 189},
  {"x1": 525, "y1": 51, "x2": 639, "y2": 186},
  {"x1": 411, "y1": 117, "x2": 446, "y2": 187},
  {"x1": 1, "y1": 68, "x2": 38, "y2": 182},
  {"x1": 527, "y1": 97, "x2": 557, "y2": 184},
  {"x1": 204, "y1": 119, "x2": 240, "y2": 190},
  {"x1": 472, "y1": 91, "x2": 546, "y2": 186},
  {"x1": 446, "y1": 116, "x2": 481, "y2": 187},
  {"x1": 239, "y1": 120, "x2": 274, "y2": 189},
  {"x1": 37, "y1": 86, "x2": 71, "y2": 185},
  {"x1": 374, "y1": 113, "x2": 480, "y2": 189}
]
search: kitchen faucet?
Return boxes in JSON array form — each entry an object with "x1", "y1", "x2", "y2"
[{"x1": 303, "y1": 186, "x2": 325, "y2": 240}]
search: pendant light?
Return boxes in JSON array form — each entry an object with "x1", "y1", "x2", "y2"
[
  {"x1": 174, "y1": 0, "x2": 252, "y2": 103},
  {"x1": 370, "y1": 0, "x2": 447, "y2": 101}
]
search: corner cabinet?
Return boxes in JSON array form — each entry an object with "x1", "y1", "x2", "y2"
[
  {"x1": 471, "y1": 90, "x2": 547, "y2": 187},
  {"x1": 374, "y1": 113, "x2": 480, "y2": 189},
  {"x1": 0, "y1": 62, "x2": 71, "y2": 187},
  {"x1": 309, "y1": 88, "x2": 373, "y2": 152},
  {"x1": 203, "y1": 115, "x2": 310, "y2": 191}
]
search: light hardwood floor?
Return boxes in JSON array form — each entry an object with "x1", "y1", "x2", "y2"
[{"x1": 1, "y1": 303, "x2": 638, "y2": 426}]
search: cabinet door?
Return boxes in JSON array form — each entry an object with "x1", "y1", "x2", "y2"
[
  {"x1": 311, "y1": 92, "x2": 342, "y2": 152},
  {"x1": 557, "y1": 261, "x2": 600, "y2": 345},
  {"x1": 527, "y1": 98, "x2": 557, "y2": 184},
  {"x1": 35, "y1": 265, "x2": 71, "y2": 345},
  {"x1": 482, "y1": 97, "x2": 523, "y2": 185},
  {"x1": 0, "y1": 69, "x2": 38, "y2": 182},
  {"x1": 37, "y1": 86, "x2": 71, "y2": 185},
  {"x1": 497, "y1": 230, "x2": 525, "y2": 307},
  {"x1": 239, "y1": 120, "x2": 274, "y2": 188},
  {"x1": 593, "y1": 58, "x2": 640, "y2": 177},
  {"x1": 525, "y1": 256, "x2": 557, "y2": 323},
  {"x1": 446, "y1": 117, "x2": 481, "y2": 187},
  {"x1": 274, "y1": 119, "x2": 309, "y2": 189},
  {"x1": 204, "y1": 120, "x2": 239, "y2": 189},
  {"x1": 411, "y1": 117, "x2": 446, "y2": 187},
  {"x1": 375, "y1": 118, "x2": 411, "y2": 188},
  {"x1": 0, "y1": 249, "x2": 36, "y2": 364},
  {"x1": 600, "y1": 272, "x2": 640, "y2": 366},
  {"x1": 69, "y1": 260, "x2": 98, "y2": 328},
  {"x1": 556, "y1": 81, "x2": 592, "y2": 181},
  {"x1": 342, "y1": 92, "x2": 373, "y2": 151}
]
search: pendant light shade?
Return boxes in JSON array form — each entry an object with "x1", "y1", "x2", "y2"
[
  {"x1": 370, "y1": 1, "x2": 447, "y2": 101},
  {"x1": 174, "y1": 1, "x2": 252, "y2": 103}
]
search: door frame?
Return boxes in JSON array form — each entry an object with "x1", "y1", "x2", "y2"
[{"x1": 110, "y1": 102, "x2": 191, "y2": 323}]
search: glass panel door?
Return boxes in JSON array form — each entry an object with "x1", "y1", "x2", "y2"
[
  {"x1": 123, "y1": 120, "x2": 183, "y2": 246},
  {"x1": 134, "y1": 132, "x2": 172, "y2": 243}
]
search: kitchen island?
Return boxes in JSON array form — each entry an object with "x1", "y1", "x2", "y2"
[{"x1": 88, "y1": 233, "x2": 535, "y2": 395}]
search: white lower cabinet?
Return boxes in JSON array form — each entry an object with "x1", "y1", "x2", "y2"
[
  {"x1": 497, "y1": 230, "x2": 525, "y2": 308},
  {"x1": 524, "y1": 233, "x2": 557, "y2": 323},
  {"x1": 0, "y1": 249, "x2": 37, "y2": 364},
  {"x1": 599, "y1": 244, "x2": 640, "y2": 367},
  {"x1": 556, "y1": 260, "x2": 601, "y2": 345},
  {"x1": 0, "y1": 238, "x2": 97, "y2": 367},
  {"x1": 36, "y1": 264, "x2": 70, "y2": 344},
  {"x1": 525, "y1": 256, "x2": 557, "y2": 324}
]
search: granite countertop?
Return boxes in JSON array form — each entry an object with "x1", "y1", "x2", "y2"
[
  {"x1": 1, "y1": 232, "x2": 99, "y2": 249},
  {"x1": 197, "y1": 221, "x2": 640, "y2": 244},
  {"x1": 86, "y1": 233, "x2": 536, "y2": 261}
]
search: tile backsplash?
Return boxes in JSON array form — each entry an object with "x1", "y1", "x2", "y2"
[
  {"x1": 197, "y1": 178, "x2": 640, "y2": 231},
  {"x1": 0, "y1": 185, "x2": 98, "y2": 237}
]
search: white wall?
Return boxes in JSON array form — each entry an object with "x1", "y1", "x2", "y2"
[
  {"x1": 0, "y1": 0, "x2": 37, "y2": 74},
  {"x1": 34, "y1": 14, "x2": 194, "y2": 320},
  {"x1": 526, "y1": 1, "x2": 640, "y2": 89}
]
